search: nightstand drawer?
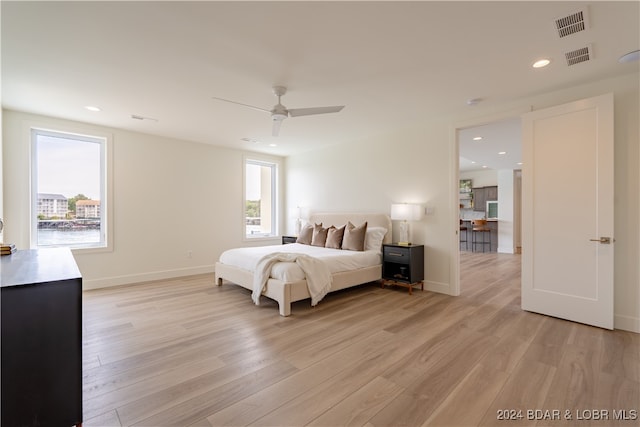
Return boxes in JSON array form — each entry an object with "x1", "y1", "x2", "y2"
[{"x1": 383, "y1": 246, "x2": 411, "y2": 264}]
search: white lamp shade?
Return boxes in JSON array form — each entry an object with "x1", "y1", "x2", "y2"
[{"x1": 390, "y1": 204, "x2": 423, "y2": 221}]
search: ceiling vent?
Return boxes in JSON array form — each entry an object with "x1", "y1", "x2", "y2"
[
  {"x1": 554, "y1": 9, "x2": 589, "y2": 38},
  {"x1": 565, "y1": 46, "x2": 592, "y2": 66}
]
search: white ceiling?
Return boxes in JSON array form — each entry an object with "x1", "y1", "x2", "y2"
[
  {"x1": 2, "y1": 1, "x2": 639, "y2": 157},
  {"x1": 459, "y1": 118, "x2": 522, "y2": 172}
]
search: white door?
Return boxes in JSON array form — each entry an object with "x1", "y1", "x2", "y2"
[{"x1": 521, "y1": 93, "x2": 614, "y2": 329}]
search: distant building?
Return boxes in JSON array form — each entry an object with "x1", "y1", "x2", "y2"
[
  {"x1": 38, "y1": 193, "x2": 68, "y2": 218},
  {"x1": 76, "y1": 200, "x2": 101, "y2": 218}
]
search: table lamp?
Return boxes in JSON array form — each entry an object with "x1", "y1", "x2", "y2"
[{"x1": 390, "y1": 203, "x2": 423, "y2": 245}]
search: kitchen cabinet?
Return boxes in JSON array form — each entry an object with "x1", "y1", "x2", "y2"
[
  {"x1": 472, "y1": 186, "x2": 497, "y2": 212},
  {"x1": 472, "y1": 187, "x2": 485, "y2": 211},
  {"x1": 486, "y1": 186, "x2": 498, "y2": 201}
]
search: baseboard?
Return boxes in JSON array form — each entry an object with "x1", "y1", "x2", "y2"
[
  {"x1": 614, "y1": 314, "x2": 640, "y2": 333},
  {"x1": 83, "y1": 268, "x2": 639, "y2": 334},
  {"x1": 82, "y1": 265, "x2": 215, "y2": 290},
  {"x1": 424, "y1": 280, "x2": 456, "y2": 296}
]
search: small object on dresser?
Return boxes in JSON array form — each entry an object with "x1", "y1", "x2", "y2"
[{"x1": 1, "y1": 244, "x2": 17, "y2": 256}]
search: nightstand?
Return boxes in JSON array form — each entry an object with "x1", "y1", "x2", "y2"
[
  {"x1": 381, "y1": 244, "x2": 425, "y2": 294},
  {"x1": 282, "y1": 235, "x2": 297, "y2": 244}
]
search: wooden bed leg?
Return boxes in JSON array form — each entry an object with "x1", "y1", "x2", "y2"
[
  {"x1": 217, "y1": 277, "x2": 223, "y2": 286},
  {"x1": 279, "y1": 303, "x2": 291, "y2": 317},
  {"x1": 279, "y1": 283, "x2": 292, "y2": 316}
]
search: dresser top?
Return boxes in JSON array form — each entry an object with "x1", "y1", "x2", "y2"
[
  {"x1": 383, "y1": 243, "x2": 424, "y2": 249},
  {"x1": 1, "y1": 248, "x2": 81, "y2": 288}
]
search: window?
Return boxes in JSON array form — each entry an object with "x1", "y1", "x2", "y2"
[
  {"x1": 244, "y1": 158, "x2": 278, "y2": 238},
  {"x1": 31, "y1": 128, "x2": 110, "y2": 250}
]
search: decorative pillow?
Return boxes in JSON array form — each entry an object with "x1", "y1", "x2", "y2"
[
  {"x1": 325, "y1": 225, "x2": 345, "y2": 249},
  {"x1": 311, "y1": 223, "x2": 329, "y2": 247},
  {"x1": 342, "y1": 221, "x2": 368, "y2": 251},
  {"x1": 296, "y1": 222, "x2": 313, "y2": 245},
  {"x1": 364, "y1": 227, "x2": 387, "y2": 252}
]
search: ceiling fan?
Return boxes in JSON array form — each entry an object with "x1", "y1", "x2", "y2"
[{"x1": 212, "y1": 86, "x2": 345, "y2": 136}]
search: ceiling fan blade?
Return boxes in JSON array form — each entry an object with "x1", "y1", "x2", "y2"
[
  {"x1": 288, "y1": 106, "x2": 345, "y2": 117},
  {"x1": 211, "y1": 96, "x2": 270, "y2": 113},
  {"x1": 272, "y1": 118, "x2": 283, "y2": 137}
]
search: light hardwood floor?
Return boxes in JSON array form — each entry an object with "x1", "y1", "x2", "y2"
[{"x1": 83, "y1": 252, "x2": 639, "y2": 426}]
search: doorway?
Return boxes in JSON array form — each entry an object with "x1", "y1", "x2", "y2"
[
  {"x1": 453, "y1": 113, "x2": 524, "y2": 296},
  {"x1": 452, "y1": 95, "x2": 614, "y2": 330}
]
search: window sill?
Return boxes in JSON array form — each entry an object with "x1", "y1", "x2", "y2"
[{"x1": 243, "y1": 236, "x2": 280, "y2": 244}]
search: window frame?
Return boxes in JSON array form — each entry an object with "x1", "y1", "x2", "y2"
[
  {"x1": 30, "y1": 127, "x2": 113, "y2": 253},
  {"x1": 243, "y1": 155, "x2": 280, "y2": 241}
]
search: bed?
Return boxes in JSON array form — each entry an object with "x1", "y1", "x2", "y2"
[{"x1": 214, "y1": 212, "x2": 392, "y2": 316}]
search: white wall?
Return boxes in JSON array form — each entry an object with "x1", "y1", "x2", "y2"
[
  {"x1": 286, "y1": 72, "x2": 639, "y2": 332},
  {"x1": 287, "y1": 122, "x2": 452, "y2": 294},
  {"x1": 497, "y1": 169, "x2": 515, "y2": 254},
  {"x1": 459, "y1": 169, "x2": 498, "y2": 188},
  {"x1": 0, "y1": 107, "x2": 4, "y2": 244},
  {"x1": 2, "y1": 110, "x2": 284, "y2": 289}
]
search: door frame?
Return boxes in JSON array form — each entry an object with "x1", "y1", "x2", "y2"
[{"x1": 450, "y1": 106, "x2": 531, "y2": 296}]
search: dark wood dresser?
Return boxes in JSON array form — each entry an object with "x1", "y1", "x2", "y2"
[{"x1": 1, "y1": 248, "x2": 83, "y2": 427}]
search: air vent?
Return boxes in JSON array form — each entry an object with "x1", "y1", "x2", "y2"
[
  {"x1": 555, "y1": 9, "x2": 588, "y2": 38},
  {"x1": 131, "y1": 114, "x2": 158, "y2": 122},
  {"x1": 565, "y1": 46, "x2": 591, "y2": 66}
]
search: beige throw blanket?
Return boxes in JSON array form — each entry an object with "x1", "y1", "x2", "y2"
[{"x1": 252, "y1": 252, "x2": 332, "y2": 307}]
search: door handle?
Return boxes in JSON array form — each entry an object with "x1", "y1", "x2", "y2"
[{"x1": 589, "y1": 237, "x2": 612, "y2": 244}]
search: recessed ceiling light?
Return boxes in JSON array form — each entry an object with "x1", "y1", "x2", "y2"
[
  {"x1": 467, "y1": 98, "x2": 482, "y2": 106},
  {"x1": 498, "y1": 151, "x2": 507, "y2": 155},
  {"x1": 269, "y1": 143, "x2": 277, "y2": 147},
  {"x1": 473, "y1": 136, "x2": 483, "y2": 141},
  {"x1": 482, "y1": 165, "x2": 488, "y2": 168},
  {"x1": 85, "y1": 105, "x2": 101, "y2": 112},
  {"x1": 533, "y1": 58, "x2": 551, "y2": 68},
  {"x1": 471, "y1": 161, "x2": 477, "y2": 164},
  {"x1": 517, "y1": 162, "x2": 523, "y2": 165}
]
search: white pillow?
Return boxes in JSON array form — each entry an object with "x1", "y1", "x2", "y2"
[{"x1": 364, "y1": 227, "x2": 387, "y2": 252}]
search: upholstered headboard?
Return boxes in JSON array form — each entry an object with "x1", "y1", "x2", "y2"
[{"x1": 307, "y1": 212, "x2": 392, "y2": 245}]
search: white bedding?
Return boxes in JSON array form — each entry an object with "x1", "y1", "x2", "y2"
[{"x1": 219, "y1": 243, "x2": 382, "y2": 282}]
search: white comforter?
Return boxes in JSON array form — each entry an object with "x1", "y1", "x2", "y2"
[
  {"x1": 252, "y1": 252, "x2": 332, "y2": 306},
  {"x1": 219, "y1": 243, "x2": 382, "y2": 282}
]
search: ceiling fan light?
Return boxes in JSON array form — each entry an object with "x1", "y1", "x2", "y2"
[
  {"x1": 619, "y1": 50, "x2": 640, "y2": 63},
  {"x1": 272, "y1": 112, "x2": 287, "y2": 121}
]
